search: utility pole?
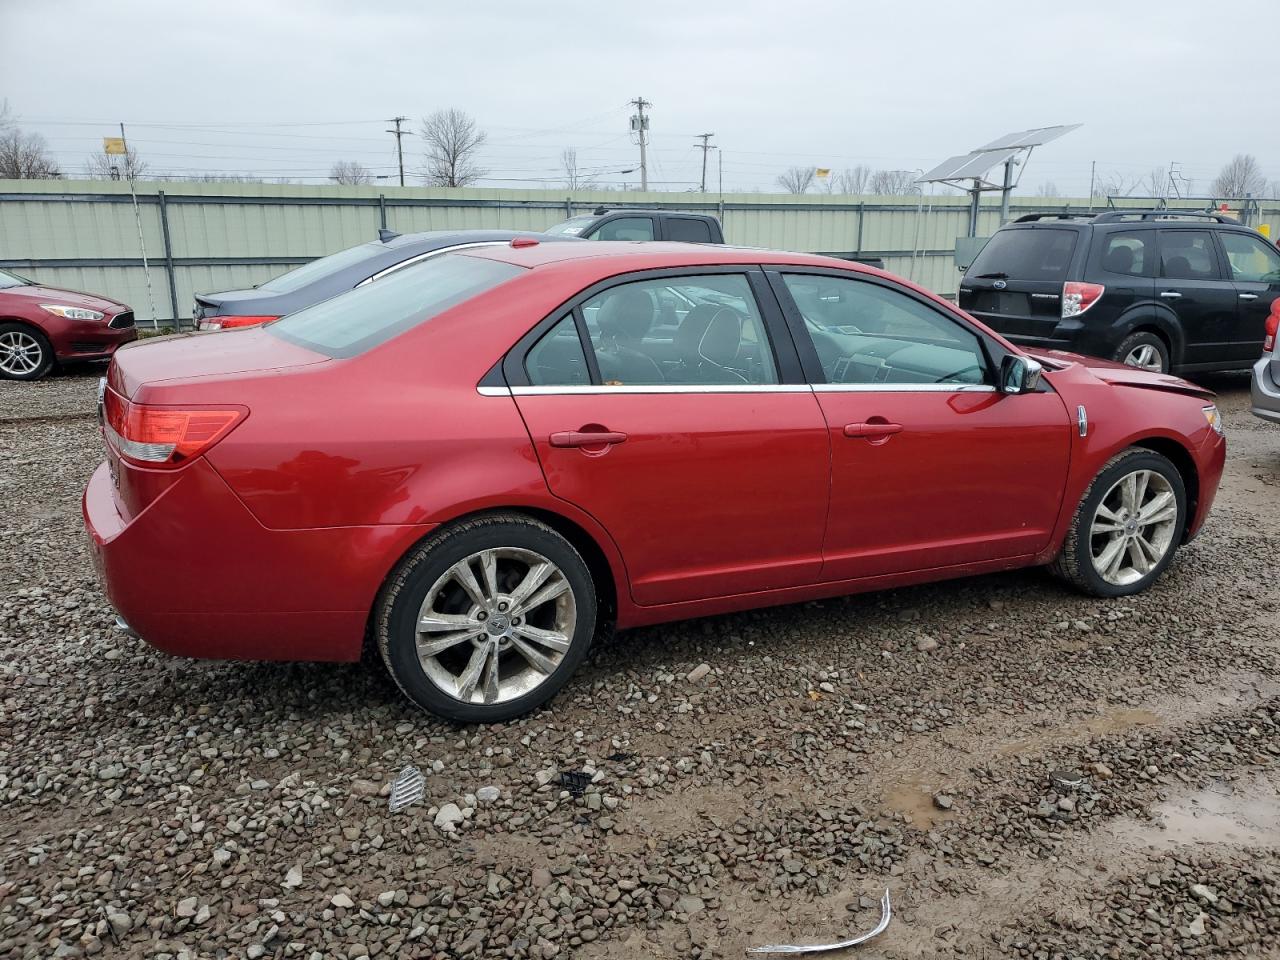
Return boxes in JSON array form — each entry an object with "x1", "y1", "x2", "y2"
[
  {"x1": 386, "y1": 116, "x2": 407, "y2": 186},
  {"x1": 629, "y1": 97, "x2": 651, "y2": 191},
  {"x1": 1088, "y1": 160, "x2": 1096, "y2": 210},
  {"x1": 695, "y1": 133, "x2": 715, "y2": 193}
]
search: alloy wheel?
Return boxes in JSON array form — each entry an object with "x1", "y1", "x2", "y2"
[
  {"x1": 1123, "y1": 344, "x2": 1163, "y2": 372},
  {"x1": 414, "y1": 547, "x2": 577, "y2": 705},
  {"x1": 1089, "y1": 469, "x2": 1178, "y2": 586},
  {"x1": 0, "y1": 330, "x2": 43, "y2": 377}
]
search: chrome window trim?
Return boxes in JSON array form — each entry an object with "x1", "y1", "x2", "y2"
[
  {"x1": 482, "y1": 383, "x2": 999, "y2": 397},
  {"x1": 812, "y1": 382, "x2": 996, "y2": 393},
  {"x1": 356, "y1": 241, "x2": 510, "y2": 287}
]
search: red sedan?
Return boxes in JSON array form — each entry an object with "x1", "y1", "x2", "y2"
[
  {"x1": 84, "y1": 241, "x2": 1226, "y2": 722},
  {"x1": 0, "y1": 268, "x2": 137, "y2": 380}
]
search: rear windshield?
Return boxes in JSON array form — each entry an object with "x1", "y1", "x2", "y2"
[
  {"x1": 544, "y1": 216, "x2": 597, "y2": 237},
  {"x1": 966, "y1": 227, "x2": 1079, "y2": 282},
  {"x1": 258, "y1": 242, "x2": 387, "y2": 294},
  {"x1": 268, "y1": 253, "x2": 525, "y2": 358}
]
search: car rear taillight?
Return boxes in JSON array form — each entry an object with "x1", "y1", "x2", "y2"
[
  {"x1": 1266, "y1": 312, "x2": 1280, "y2": 353},
  {"x1": 197, "y1": 315, "x2": 278, "y2": 331},
  {"x1": 103, "y1": 390, "x2": 245, "y2": 468},
  {"x1": 1061, "y1": 282, "x2": 1105, "y2": 318}
]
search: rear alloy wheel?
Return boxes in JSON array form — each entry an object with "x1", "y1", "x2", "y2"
[
  {"x1": 376, "y1": 514, "x2": 596, "y2": 722},
  {"x1": 1050, "y1": 448, "x2": 1186, "y2": 597},
  {"x1": 1114, "y1": 331, "x2": 1169, "y2": 374},
  {"x1": 0, "y1": 323, "x2": 55, "y2": 381}
]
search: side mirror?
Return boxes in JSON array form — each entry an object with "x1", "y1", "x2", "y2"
[{"x1": 999, "y1": 354, "x2": 1044, "y2": 395}]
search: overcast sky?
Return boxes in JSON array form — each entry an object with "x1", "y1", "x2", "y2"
[{"x1": 3, "y1": 0, "x2": 1277, "y2": 197}]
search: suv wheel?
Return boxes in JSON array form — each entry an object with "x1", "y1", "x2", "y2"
[
  {"x1": 376, "y1": 514, "x2": 597, "y2": 723},
  {"x1": 1050, "y1": 448, "x2": 1186, "y2": 597},
  {"x1": 1114, "y1": 332, "x2": 1169, "y2": 374}
]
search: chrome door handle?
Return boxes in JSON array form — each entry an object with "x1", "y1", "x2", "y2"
[
  {"x1": 549, "y1": 430, "x2": 628, "y2": 448},
  {"x1": 1239, "y1": 293, "x2": 1259, "y2": 301},
  {"x1": 1159, "y1": 291, "x2": 1182, "y2": 299}
]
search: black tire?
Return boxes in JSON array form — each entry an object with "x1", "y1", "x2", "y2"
[
  {"x1": 375, "y1": 513, "x2": 597, "y2": 723},
  {"x1": 1049, "y1": 448, "x2": 1187, "y2": 597},
  {"x1": 1113, "y1": 331, "x2": 1169, "y2": 374},
  {"x1": 0, "y1": 322, "x2": 55, "y2": 381}
]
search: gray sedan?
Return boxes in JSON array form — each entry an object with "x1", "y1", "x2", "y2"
[
  {"x1": 1252, "y1": 346, "x2": 1280, "y2": 424},
  {"x1": 194, "y1": 229, "x2": 572, "y2": 330}
]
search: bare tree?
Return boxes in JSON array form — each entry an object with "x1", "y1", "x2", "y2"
[
  {"x1": 1141, "y1": 166, "x2": 1168, "y2": 198},
  {"x1": 776, "y1": 166, "x2": 816, "y2": 194},
  {"x1": 1095, "y1": 170, "x2": 1140, "y2": 199},
  {"x1": 85, "y1": 145, "x2": 148, "y2": 181},
  {"x1": 0, "y1": 99, "x2": 12, "y2": 131},
  {"x1": 1035, "y1": 181, "x2": 1061, "y2": 198},
  {"x1": 833, "y1": 165, "x2": 870, "y2": 195},
  {"x1": 1212, "y1": 154, "x2": 1266, "y2": 198},
  {"x1": 419, "y1": 108, "x2": 487, "y2": 187},
  {"x1": 868, "y1": 169, "x2": 921, "y2": 196},
  {"x1": 329, "y1": 160, "x2": 372, "y2": 185},
  {"x1": 560, "y1": 147, "x2": 597, "y2": 190},
  {"x1": 0, "y1": 129, "x2": 62, "y2": 179}
]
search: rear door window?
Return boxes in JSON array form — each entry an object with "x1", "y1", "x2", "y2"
[
  {"x1": 1097, "y1": 230, "x2": 1152, "y2": 277},
  {"x1": 665, "y1": 218, "x2": 713, "y2": 243},
  {"x1": 1158, "y1": 230, "x2": 1221, "y2": 280},
  {"x1": 269, "y1": 253, "x2": 524, "y2": 358},
  {"x1": 966, "y1": 228, "x2": 1078, "y2": 282},
  {"x1": 593, "y1": 217, "x2": 655, "y2": 241}
]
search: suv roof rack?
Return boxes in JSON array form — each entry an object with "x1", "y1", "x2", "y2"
[
  {"x1": 1091, "y1": 210, "x2": 1239, "y2": 224},
  {"x1": 1013, "y1": 213, "x2": 1095, "y2": 223}
]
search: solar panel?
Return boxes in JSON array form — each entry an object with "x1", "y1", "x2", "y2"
[
  {"x1": 919, "y1": 148, "x2": 1021, "y2": 184},
  {"x1": 974, "y1": 124, "x2": 1082, "y2": 152}
]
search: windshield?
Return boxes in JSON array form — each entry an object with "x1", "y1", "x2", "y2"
[
  {"x1": 257, "y1": 242, "x2": 388, "y2": 294},
  {"x1": 269, "y1": 253, "x2": 525, "y2": 358},
  {"x1": 544, "y1": 216, "x2": 597, "y2": 237},
  {"x1": 966, "y1": 228, "x2": 1078, "y2": 282},
  {"x1": 0, "y1": 268, "x2": 30, "y2": 289}
]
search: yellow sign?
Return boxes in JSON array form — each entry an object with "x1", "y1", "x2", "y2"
[
  {"x1": 103, "y1": 137, "x2": 126, "y2": 155},
  {"x1": 815, "y1": 167, "x2": 831, "y2": 179}
]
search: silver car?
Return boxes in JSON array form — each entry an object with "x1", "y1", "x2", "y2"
[{"x1": 1251, "y1": 322, "x2": 1280, "y2": 423}]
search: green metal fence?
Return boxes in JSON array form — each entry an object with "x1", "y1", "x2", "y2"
[{"x1": 3, "y1": 179, "x2": 1277, "y2": 325}]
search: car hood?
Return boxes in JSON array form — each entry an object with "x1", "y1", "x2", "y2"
[
  {"x1": 109, "y1": 327, "x2": 328, "y2": 399},
  {"x1": 0, "y1": 284, "x2": 126, "y2": 312},
  {"x1": 1027, "y1": 348, "x2": 1215, "y2": 400}
]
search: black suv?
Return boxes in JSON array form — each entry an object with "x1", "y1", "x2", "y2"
[{"x1": 959, "y1": 211, "x2": 1280, "y2": 374}]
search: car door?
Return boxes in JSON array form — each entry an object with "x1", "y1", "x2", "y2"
[
  {"x1": 768, "y1": 269, "x2": 1072, "y2": 582},
  {"x1": 506, "y1": 268, "x2": 831, "y2": 606},
  {"x1": 1156, "y1": 228, "x2": 1236, "y2": 368},
  {"x1": 1218, "y1": 230, "x2": 1280, "y2": 363}
]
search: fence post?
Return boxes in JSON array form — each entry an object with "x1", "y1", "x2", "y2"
[
  {"x1": 157, "y1": 191, "x2": 180, "y2": 330},
  {"x1": 378, "y1": 193, "x2": 387, "y2": 230},
  {"x1": 855, "y1": 202, "x2": 864, "y2": 255}
]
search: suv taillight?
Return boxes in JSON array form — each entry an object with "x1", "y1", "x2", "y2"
[
  {"x1": 1061, "y1": 282, "x2": 1105, "y2": 318},
  {"x1": 103, "y1": 390, "x2": 246, "y2": 468},
  {"x1": 1266, "y1": 309, "x2": 1280, "y2": 353}
]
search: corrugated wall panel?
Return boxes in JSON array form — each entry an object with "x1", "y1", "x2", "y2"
[{"x1": 3, "y1": 180, "x2": 1276, "y2": 322}]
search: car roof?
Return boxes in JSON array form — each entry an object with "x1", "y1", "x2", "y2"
[{"x1": 462, "y1": 239, "x2": 876, "y2": 273}]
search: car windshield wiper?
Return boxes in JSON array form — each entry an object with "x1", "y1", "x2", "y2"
[{"x1": 974, "y1": 272, "x2": 1008, "y2": 279}]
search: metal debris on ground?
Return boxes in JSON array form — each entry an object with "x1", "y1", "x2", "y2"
[
  {"x1": 747, "y1": 888, "x2": 892, "y2": 954},
  {"x1": 1049, "y1": 769, "x2": 1085, "y2": 790},
  {"x1": 388, "y1": 765, "x2": 426, "y2": 813},
  {"x1": 558, "y1": 770, "x2": 592, "y2": 797}
]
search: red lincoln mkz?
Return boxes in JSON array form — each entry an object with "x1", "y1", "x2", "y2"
[{"x1": 84, "y1": 241, "x2": 1226, "y2": 722}]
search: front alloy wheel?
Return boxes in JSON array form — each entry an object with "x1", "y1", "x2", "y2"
[
  {"x1": 0, "y1": 324, "x2": 55, "y2": 381},
  {"x1": 377, "y1": 514, "x2": 597, "y2": 722},
  {"x1": 1050, "y1": 448, "x2": 1187, "y2": 597}
]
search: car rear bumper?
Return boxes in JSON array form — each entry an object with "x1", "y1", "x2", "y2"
[
  {"x1": 83, "y1": 458, "x2": 433, "y2": 663},
  {"x1": 1250, "y1": 355, "x2": 1280, "y2": 423}
]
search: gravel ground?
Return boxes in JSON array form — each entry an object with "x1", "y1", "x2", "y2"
[{"x1": 1, "y1": 366, "x2": 1278, "y2": 959}]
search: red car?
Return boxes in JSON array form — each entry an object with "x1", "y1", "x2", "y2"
[
  {"x1": 84, "y1": 241, "x2": 1226, "y2": 722},
  {"x1": 0, "y1": 268, "x2": 137, "y2": 380}
]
